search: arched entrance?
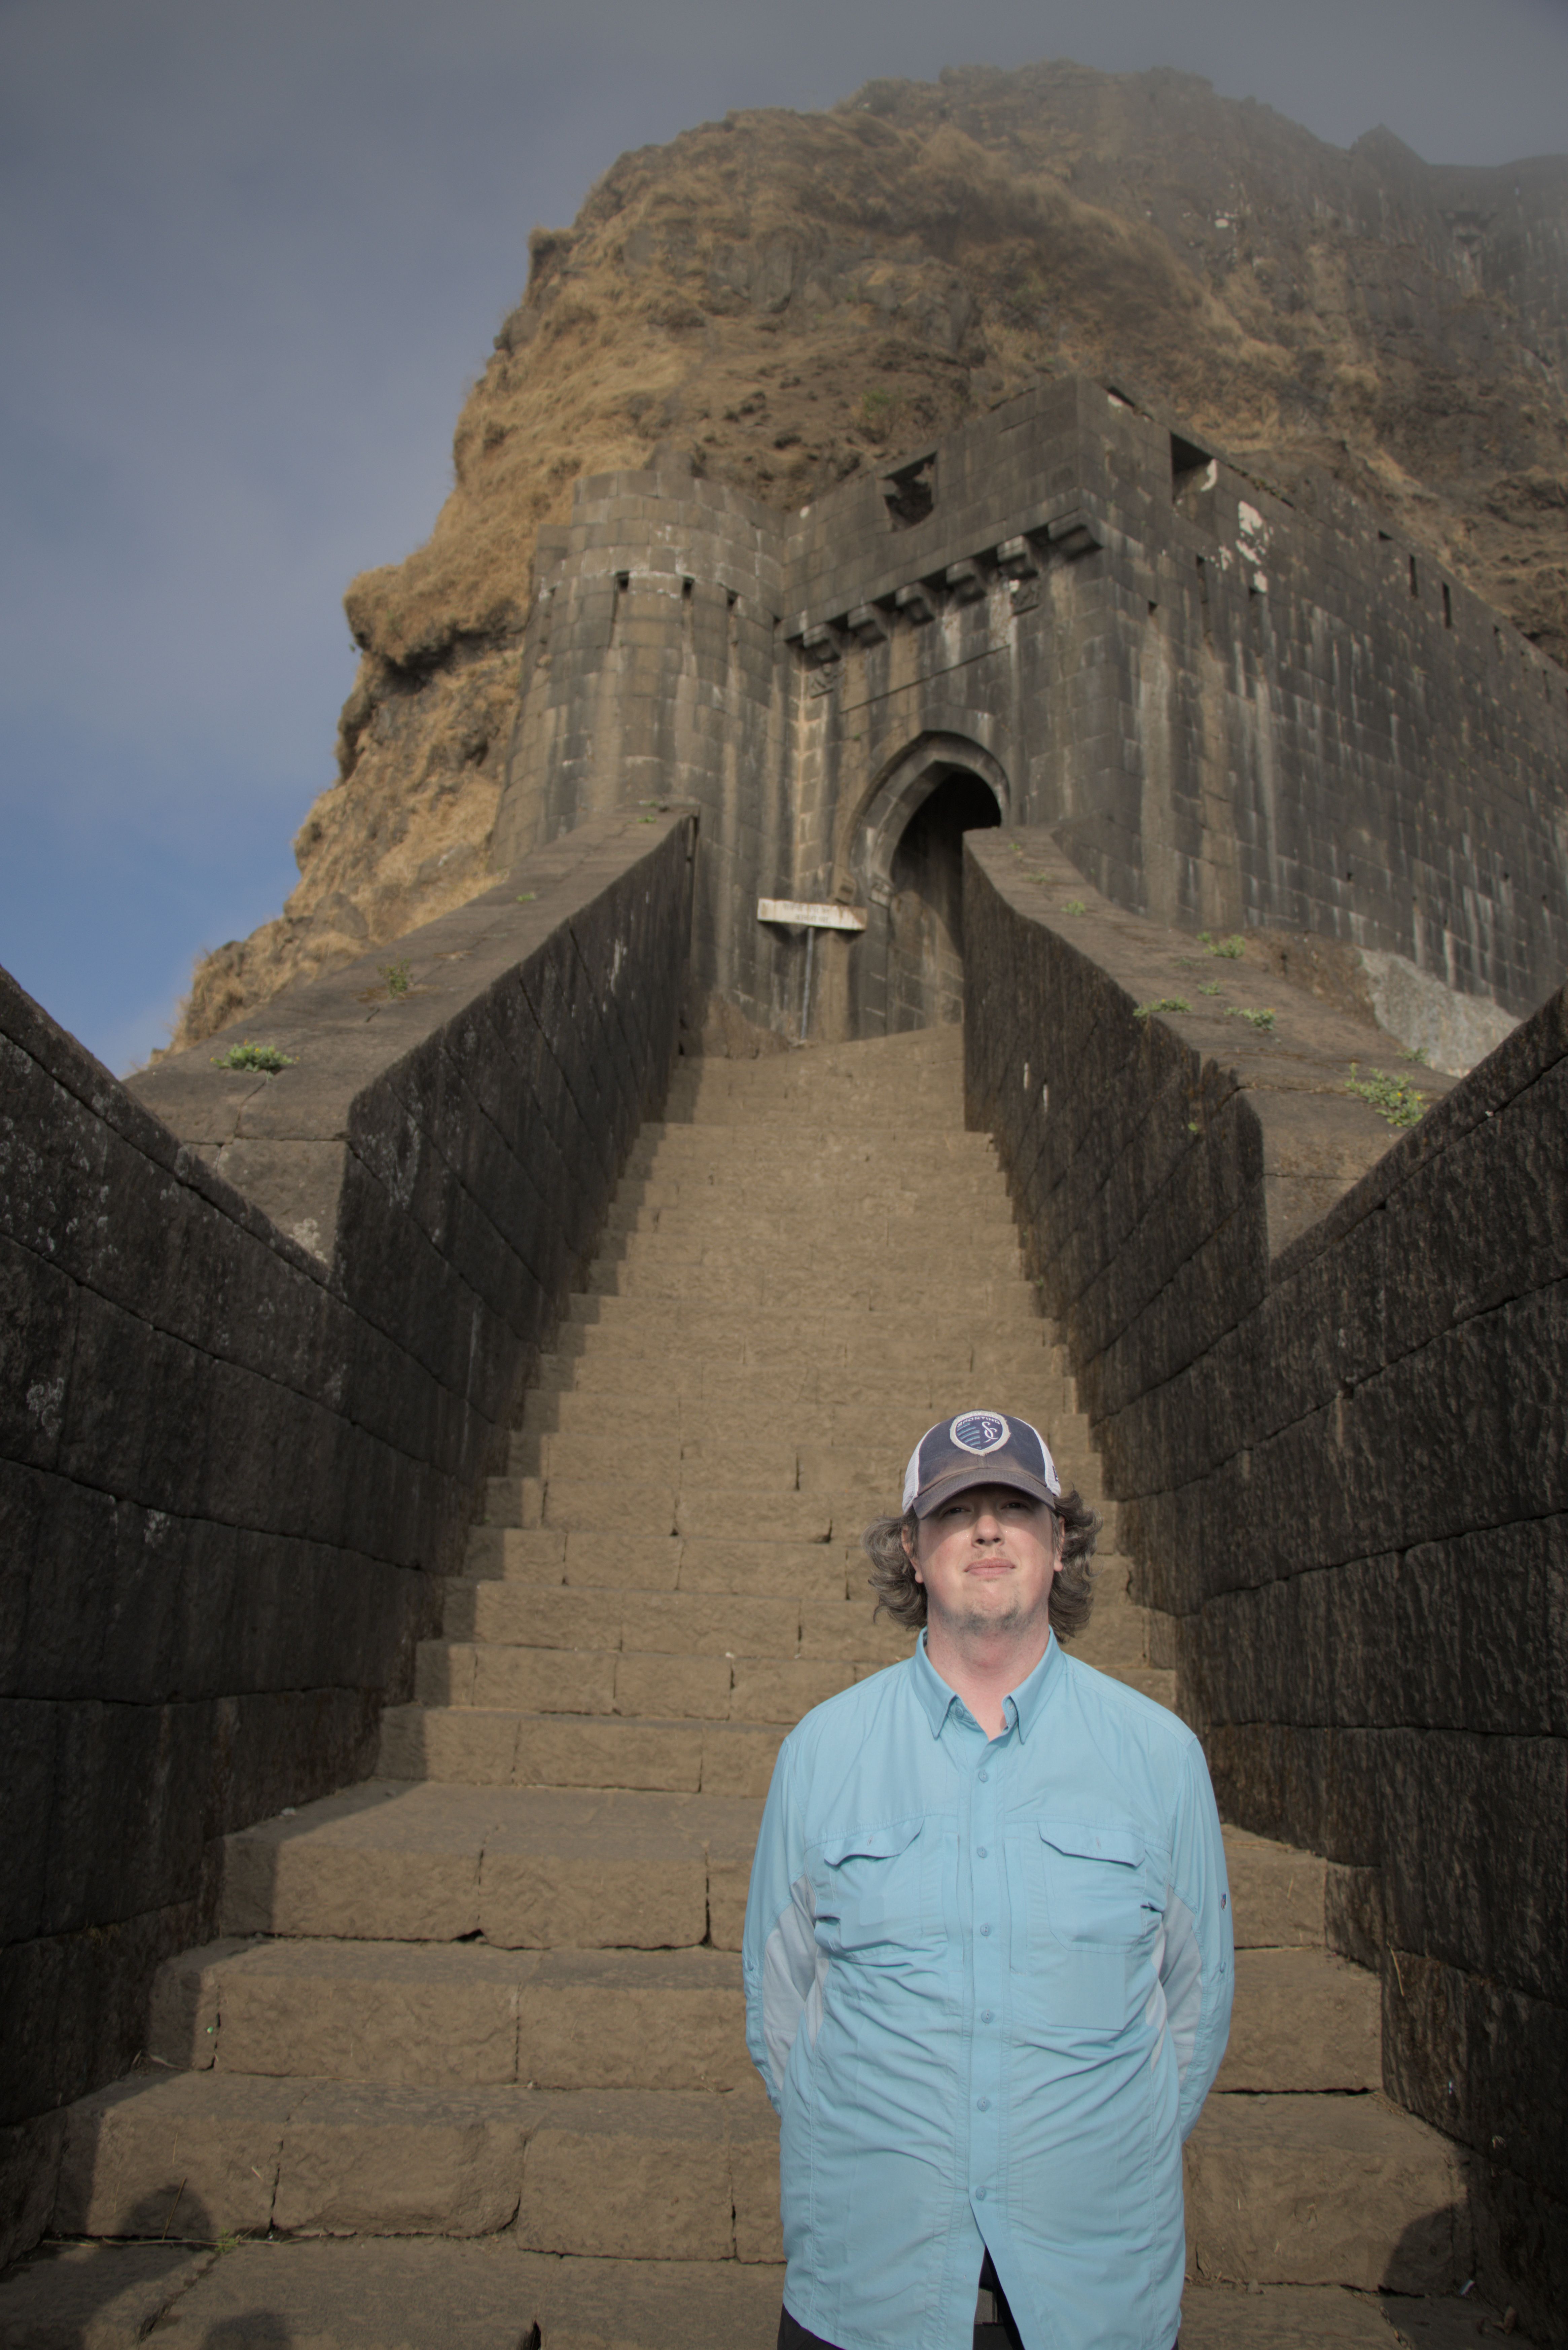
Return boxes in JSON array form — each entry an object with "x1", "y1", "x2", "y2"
[
  {"x1": 886, "y1": 772, "x2": 1003, "y2": 1028},
  {"x1": 849, "y1": 735, "x2": 1009, "y2": 1035}
]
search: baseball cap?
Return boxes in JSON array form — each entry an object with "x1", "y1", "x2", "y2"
[{"x1": 901, "y1": 1411, "x2": 1062, "y2": 1519}]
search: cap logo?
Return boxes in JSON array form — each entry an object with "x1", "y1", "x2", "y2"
[{"x1": 950, "y1": 1412, "x2": 1009, "y2": 1455}]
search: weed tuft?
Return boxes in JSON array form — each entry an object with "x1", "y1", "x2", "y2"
[
  {"x1": 1061, "y1": 898, "x2": 1087, "y2": 916},
  {"x1": 210, "y1": 1041, "x2": 294, "y2": 1076},
  {"x1": 1228, "y1": 1005, "x2": 1277, "y2": 1030},
  {"x1": 1346, "y1": 1064, "x2": 1428, "y2": 1128},
  {"x1": 1200, "y1": 930, "x2": 1247, "y2": 959},
  {"x1": 382, "y1": 961, "x2": 412, "y2": 997},
  {"x1": 1133, "y1": 998, "x2": 1191, "y2": 1020}
]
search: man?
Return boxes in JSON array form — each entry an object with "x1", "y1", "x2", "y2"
[{"x1": 743, "y1": 1410, "x2": 1232, "y2": 2350}]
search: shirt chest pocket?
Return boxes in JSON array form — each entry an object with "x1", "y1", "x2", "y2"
[
  {"x1": 809, "y1": 1817, "x2": 934, "y2": 1959},
  {"x1": 1036, "y1": 1819, "x2": 1157, "y2": 1948}
]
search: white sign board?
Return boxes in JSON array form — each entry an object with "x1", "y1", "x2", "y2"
[{"x1": 756, "y1": 898, "x2": 867, "y2": 931}]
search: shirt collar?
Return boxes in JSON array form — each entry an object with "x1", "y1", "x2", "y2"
[{"x1": 911, "y1": 1626, "x2": 1062, "y2": 1740}]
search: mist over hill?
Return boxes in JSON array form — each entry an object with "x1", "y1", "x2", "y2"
[{"x1": 173, "y1": 59, "x2": 1568, "y2": 1048}]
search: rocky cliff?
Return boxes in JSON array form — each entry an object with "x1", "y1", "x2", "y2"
[{"x1": 173, "y1": 60, "x2": 1568, "y2": 1048}]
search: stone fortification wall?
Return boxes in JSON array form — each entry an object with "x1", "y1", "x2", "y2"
[
  {"x1": 0, "y1": 812, "x2": 693, "y2": 2226},
  {"x1": 963, "y1": 827, "x2": 1566, "y2": 2334},
  {"x1": 492, "y1": 376, "x2": 1568, "y2": 1044}
]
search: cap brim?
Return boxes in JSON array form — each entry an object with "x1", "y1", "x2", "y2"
[{"x1": 911, "y1": 1466, "x2": 1059, "y2": 1519}]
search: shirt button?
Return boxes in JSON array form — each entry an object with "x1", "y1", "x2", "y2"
[
  {"x1": 975, "y1": 2185, "x2": 988, "y2": 2201},
  {"x1": 981, "y1": 2009, "x2": 994, "y2": 2024},
  {"x1": 976, "y1": 1845, "x2": 988, "y2": 1858},
  {"x1": 980, "y1": 1923, "x2": 992, "y2": 1937},
  {"x1": 978, "y1": 1770, "x2": 989, "y2": 1783},
  {"x1": 977, "y1": 2096, "x2": 990, "y2": 2111}
]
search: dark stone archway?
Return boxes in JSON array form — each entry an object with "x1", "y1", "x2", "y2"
[{"x1": 885, "y1": 770, "x2": 1002, "y2": 1030}]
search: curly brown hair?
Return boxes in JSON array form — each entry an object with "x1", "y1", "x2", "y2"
[{"x1": 862, "y1": 1488, "x2": 1100, "y2": 1642}]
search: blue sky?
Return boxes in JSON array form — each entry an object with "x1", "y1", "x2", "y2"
[{"x1": 4, "y1": 0, "x2": 1566, "y2": 1073}]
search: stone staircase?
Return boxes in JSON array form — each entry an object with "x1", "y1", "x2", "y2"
[{"x1": 4, "y1": 1028, "x2": 1504, "y2": 2349}]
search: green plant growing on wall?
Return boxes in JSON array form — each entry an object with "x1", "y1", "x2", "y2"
[
  {"x1": 210, "y1": 1041, "x2": 294, "y2": 1075},
  {"x1": 1228, "y1": 1005, "x2": 1277, "y2": 1030},
  {"x1": 382, "y1": 961, "x2": 412, "y2": 997},
  {"x1": 1345, "y1": 1065, "x2": 1429, "y2": 1128},
  {"x1": 1200, "y1": 931, "x2": 1247, "y2": 959},
  {"x1": 1199, "y1": 981, "x2": 1224, "y2": 996},
  {"x1": 1400, "y1": 1045, "x2": 1430, "y2": 1064},
  {"x1": 1133, "y1": 998, "x2": 1191, "y2": 1019},
  {"x1": 1061, "y1": 898, "x2": 1087, "y2": 915}
]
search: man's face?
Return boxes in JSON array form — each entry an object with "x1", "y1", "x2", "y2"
[{"x1": 903, "y1": 1482, "x2": 1061, "y2": 1642}]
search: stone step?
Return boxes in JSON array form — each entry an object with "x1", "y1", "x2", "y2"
[
  {"x1": 512, "y1": 1387, "x2": 1074, "y2": 1446},
  {"x1": 215, "y1": 1781, "x2": 1327, "y2": 1968},
  {"x1": 0, "y1": 2239, "x2": 1520, "y2": 2350},
  {"x1": 414, "y1": 1643, "x2": 868, "y2": 1727},
  {"x1": 1183, "y1": 2091, "x2": 1469, "y2": 2293},
  {"x1": 566, "y1": 1281, "x2": 1040, "y2": 1323},
  {"x1": 1221, "y1": 1830, "x2": 1328, "y2": 1948},
  {"x1": 531, "y1": 1338, "x2": 1062, "y2": 1394},
  {"x1": 433, "y1": 1589, "x2": 907, "y2": 1664},
  {"x1": 50, "y1": 2072, "x2": 781, "y2": 2261},
  {"x1": 479, "y1": 1477, "x2": 845, "y2": 1541},
  {"x1": 377, "y1": 1706, "x2": 784, "y2": 1797},
  {"x1": 150, "y1": 1940, "x2": 751, "y2": 2094},
  {"x1": 454, "y1": 1530, "x2": 857, "y2": 1599},
  {"x1": 1215, "y1": 1948, "x2": 1382, "y2": 2091},
  {"x1": 602, "y1": 1201, "x2": 1018, "y2": 1243},
  {"x1": 218, "y1": 1782, "x2": 762, "y2": 1950}
]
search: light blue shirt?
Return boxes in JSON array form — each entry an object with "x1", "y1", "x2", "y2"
[{"x1": 742, "y1": 1631, "x2": 1233, "y2": 2350}]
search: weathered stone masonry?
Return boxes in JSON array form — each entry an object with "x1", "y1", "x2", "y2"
[
  {"x1": 963, "y1": 830, "x2": 1568, "y2": 2332},
  {"x1": 0, "y1": 812, "x2": 693, "y2": 2223},
  {"x1": 494, "y1": 373, "x2": 1568, "y2": 1046}
]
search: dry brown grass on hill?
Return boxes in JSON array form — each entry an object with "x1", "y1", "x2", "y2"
[{"x1": 168, "y1": 61, "x2": 1568, "y2": 1053}]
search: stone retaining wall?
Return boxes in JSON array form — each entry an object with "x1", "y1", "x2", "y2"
[
  {"x1": 963, "y1": 827, "x2": 1567, "y2": 2337},
  {"x1": 0, "y1": 811, "x2": 694, "y2": 2220}
]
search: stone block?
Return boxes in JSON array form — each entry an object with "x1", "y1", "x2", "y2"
[
  {"x1": 473, "y1": 1647, "x2": 616, "y2": 1715},
  {"x1": 55, "y1": 2071, "x2": 295, "y2": 2238},
  {"x1": 1217, "y1": 1949, "x2": 1381, "y2": 2090},
  {"x1": 1222, "y1": 1830, "x2": 1326, "y2": 1948},
  {"x1": 729, "y1": 2098, "x2": 785, "y2": 2262},
  {"x1": 515, "y1": 2091, "x2": 734, "y2": 2262},
  {"x1": 220, "y1": 1784, "x2": 485, "y2": 1942},
  {"x1": 216, "y1": 1940, "x2": 532, "y2": 2088},
  {"x1": 615, "y1": 1652, "x2": 731, "y2": 1719},
  {"x1": 701, "y1": 1723, "x2": 785, "y2": 1798},
  {"x1": 1184, "y1": 2092, "x2": 1469, "y2": 2291},
  {"x1": 146, "y1": 1938, "x2": 252, "y2": 2070},
  {"x1": 728, "y1": 1660, "x2": 853, "y2": 1723},
  {"x1": 273, "y1": 2082, "x2": 532, "y2": 2236},
  {"x1": 0, "y1": 2240, "x2": 218, "y2": 2349},
  {"x1": 0, "y1": 2109, "x2": 66, "y2": 2272},
  {"x1": 477, "y1": 1790, "x2": 708, "y2": 1950},
  {"x1": 518, "y1": 1949, "x2": 747, "y2": 2092}
]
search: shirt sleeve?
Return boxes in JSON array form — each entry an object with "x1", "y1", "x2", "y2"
[
  {"x1": 743, "y1": 1733, "x2": 822, "y2": 2114},
  {"x1": 1161, "y1": 1732, "x2": 1234, "y2": 2139}
]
